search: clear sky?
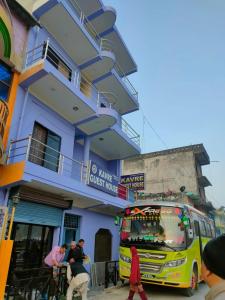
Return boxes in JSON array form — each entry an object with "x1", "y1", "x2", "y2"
[{"x1": 104, "y1": 0, "x2": 225, "y2": 208}]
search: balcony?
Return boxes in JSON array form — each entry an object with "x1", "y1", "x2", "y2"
[
  {"x1": 198, "y1": 176, "x2": 212, "y2": 187},
  {"x1": 0, "y1": 99, "x2": 9, "y2": 163},
  {"x1": 88, "y1": 119, "x2": 141, "y2": 160},
  {"x1": 34, "y1": 0, "x2": 115, "y2": 74},
  {"x1": 20, "y1": 41, "x2": 118, "y2": 134},
  {"x1": 75, "y1": 0, "x2": 137, "y2": 75},
  {"x1": 121, "y1": 118, "x2": 140, "y2": 146},
  {"x1": 0, "y1": 136, "x2": 134, "y2": 211},
  {"x1": 94, "y1": 63, "x2": 139, "y2": 115}
]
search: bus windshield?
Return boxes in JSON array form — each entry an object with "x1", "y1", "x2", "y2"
[{"x1": 120, "y1": 206, "x2": 187, "y2": 250}]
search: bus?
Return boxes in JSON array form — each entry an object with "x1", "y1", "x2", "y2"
[{"x1": 118, "y1": 200, "x2": 215, "y2": 297}]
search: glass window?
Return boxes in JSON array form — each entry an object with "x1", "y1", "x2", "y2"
[
  {"x1": 121, "y1": 206, "x2": 186, "y2": 249},
  {"x1": 11, "y1": 223, "x2": 53, "y2": 269},
  {"x1": 200, "y1": 220, "x2": 207, "y2": 236},
  {"x1": 0, "y1": 61, "x2": 12, "y2": 101},
  {"x1": 205, "y1": 222, "x2": 212, "y2": 237},
  {"x1": 43, "y1": 44, "x2": 72, "y2": 81},
  {"x1": 29, "y1": 122, "x2": 61, "y2": 172}
]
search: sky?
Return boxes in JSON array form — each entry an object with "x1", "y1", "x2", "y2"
[{"x1": 103, "y1": 0, "x2": 225, "y2": 208}]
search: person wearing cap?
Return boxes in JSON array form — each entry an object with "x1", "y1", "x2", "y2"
[{"x1": 201, "y1": 235, "x2": 225, "y2": 300}]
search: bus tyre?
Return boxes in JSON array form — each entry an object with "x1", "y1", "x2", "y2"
[{"x1": 183, "y1": 266, "x2": 198, "y2": 297}]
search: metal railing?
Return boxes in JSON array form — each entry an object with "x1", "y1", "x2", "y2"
[
  {"x1": 24, "y1": 41, "x2": 115, "y2": 110},
  {"x1": 114, "y1": 63, "x2": 138, "y2": 101},
  {"x1": 5, "y1": 266, "x2": 68, "y2": 299},
  {"x1": 0, "y1": 99, "x2": 9, "y2": 160},
  {"x1": 105, "y1": 261, "x2": 119, "y2": 288},
  {"x1": 97, "y1": 92, "x2": 118, "y2": 109},
  {"x1": 122, "y1": 118, "x2": 140, "y2": 146},
  {"x1": 7, "y1": 136, "x2": 87, "y2": 183},
  {"x1": 0, "y1": 99, "x2": 8, "y2": 140},
  {"x1": 6, "y1": 136, "x2": 136, "y2": 202},
  {"x1": 69, "y1": 0, "x2": 113, "y2": 54}
]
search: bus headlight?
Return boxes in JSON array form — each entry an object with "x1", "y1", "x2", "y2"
[
  {"x1": 164, "y1": 257, "x2": 187, "y2": 268},
  {"x1": 120, "y1": 254, "x2": 131, "y2": 263}
]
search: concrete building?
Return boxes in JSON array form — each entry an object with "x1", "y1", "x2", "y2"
[
  {"x1": 214, "y1": 207, "x2": 225, "y2": 236},
  {"x1": 123, "y1": 144, "x2": 212, "y2": 210},
  {"x1": 0, "y1": 0, "x2": 140, "y2": 269}
]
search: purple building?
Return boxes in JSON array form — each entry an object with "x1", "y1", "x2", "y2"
[{"x1": 0, "y1": 0, "x2": 140, "y2": 268}]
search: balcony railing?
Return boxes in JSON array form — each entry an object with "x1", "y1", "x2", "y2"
[
  {"x1": 6, "y1": 136, "x2": 134, "y2": 202},
  {"x1": 114, "y1": 63, "x2": 138, "y2": 101},
  {"x1": 122, "y1": 118, "x2": 140, "y2": 146},
  {"x1": 0, "y1": 99, "x2": 9, "y2": 160},
  {"x1": 7, "y1": 136, "x2": 87, "y2": 183},
  {"x1": 24, "y1": 40, "x2": 114, "y2": 109}
]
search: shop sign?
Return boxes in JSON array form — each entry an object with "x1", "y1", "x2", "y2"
[
  {"x1": 87, "y1": 161, "x2": 119, "y2": 196},
  {"x1": 120, "y1": 173, "x2": 145, "y2": 190}
]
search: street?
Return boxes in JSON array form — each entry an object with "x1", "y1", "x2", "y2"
[{"x1": 89, "y1": 283, "x2": 208, "y2": 300}]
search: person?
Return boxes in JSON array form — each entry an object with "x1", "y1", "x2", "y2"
[
  {"x1": 201, "y1": 235, "x2": 225, "y2": 300},
  {"x1": 66, "y1": 241, "x2": 76, "y2": 263},
  {"x1": 44, "y1": 244, "x2": 67, "y2": 267},
  {"x1": 154, "y1": 225, "x2": 166, "y2": 242},
  {"x1": 66, "y1": 261, "x2": 90, "y2": 300},
  {"x1": 71, "y1": 239, "x2": 87, "y2": 263},
  {"x1": 127, "y1": 246, "x2": 148, "y2": 300},
  {"x1": 42, "y1": 244, "x2": 67, "y2": 300}
]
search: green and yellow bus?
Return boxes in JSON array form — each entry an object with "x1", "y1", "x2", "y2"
[{"x1": 118, "y1": 200, "x2": 215, "y2": 297}]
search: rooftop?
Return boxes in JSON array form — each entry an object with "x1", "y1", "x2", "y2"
[{"x1": 125, "y1": 144, "x2": 210, "y2": 166}]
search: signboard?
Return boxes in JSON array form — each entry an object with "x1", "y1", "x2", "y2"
[
  {"x1": 87, "y1": 161, "x2": 119, "y2": 196},
  {"x1": 118, "y1": 184, "x2": 128, "y2": 200},
  {"x1": 120, "y1": 173, "x2": 145, "y2": 191}
]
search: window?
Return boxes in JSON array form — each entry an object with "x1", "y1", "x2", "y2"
[
  {"x1": 205, "y1": 222, "x2": 212, "y2": 238},
  {"x1": 29, "y1": 122, "x2": 61, "y2": 172},
  {"x1": 199, "y1": 220, "x2": 206, "y2": 237},
  {"x1": 43, "y1": 44, "x2": 72, "y2": 81},
  {"x1": 64, "y1": 214, "x2": 79, "y2": 228},
  {"x1": 0, "y1": 61, "x2": 12, "y2": 101},
  {"x1": 11, "y1": 223, "x2": 53, "y2": 269},
  {"x1": 63, "y1": 214, "x2": 80, "y2": 246}
]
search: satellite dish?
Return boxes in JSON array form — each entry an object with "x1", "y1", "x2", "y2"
[{"x1": 180, "y1": 186, "x2": 186, "y2": 192}]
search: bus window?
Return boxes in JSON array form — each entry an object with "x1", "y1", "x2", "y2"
[
  {"x1": 205, "y1": 222, "x2": 212, "y2": 238},
  {"x1": 200, "y1": 220, "x2": 206, "y2": 237},
  {"x1": 194, "y1": 220, "x2": 200, "y2": 236},
  {"x1": 210, "y1": 222, "x2": 216, "y2": 238}
]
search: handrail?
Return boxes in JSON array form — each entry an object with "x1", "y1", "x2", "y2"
[
  {"x1": 7, "y1": 136, "x2": 86, "y2": 182},
  {"x1": 0, "y1": 99, "x2": 9, "y2": 140},
  {"x1": 69, "y1": 1, "x2": 113, "y2": 54},
  {"x1": 69, "y1": 0, "x2": 100, "y2": 45},
  {"x1": 7, "y1": 136, "x2": 135, "y2": 201},
  {"x1": 122, "y1": 118, "x2": 140, "y2": 146},
  {"x1": 114, "y1": 63, "x2": 138, "y2": 100},
  {"x1": 100, "y1": 38, "x2": 114, "y2": 53},
  {"x1": 24, "y1": 41, "x2": 115, "y2": 109},
  {"x1": 97, "y1": 91, "x2": 117, "y2": 108}
]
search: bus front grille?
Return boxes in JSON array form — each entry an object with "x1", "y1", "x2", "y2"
[
  {"x1": 138, "y1": 252, "x2": 167, "y2": 260},
  {"x1": 140, "y1": 262, "x2": 162, "y2": 274}
]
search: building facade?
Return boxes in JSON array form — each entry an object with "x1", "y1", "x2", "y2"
[
  {"x1": 123, "y1": 144, "x2": 212, "y2": 211},
  {"x1": 0, "y1": 0, "x2": 140, "y2": 269},
  {"x1": 214, "y1": 207, "x2": 225, "y2": 236}
]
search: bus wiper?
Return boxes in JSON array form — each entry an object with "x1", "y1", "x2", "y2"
[{"x1": 158, "y1": 241, "x2": 176, "y2": 251}]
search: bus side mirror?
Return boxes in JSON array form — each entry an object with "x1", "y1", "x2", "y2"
[{"x1": 188, "y1": 229, "x2": 194, "y2": 239}]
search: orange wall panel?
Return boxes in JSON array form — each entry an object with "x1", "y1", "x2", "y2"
[{"x1": 0, "y1": 161, "x2": 25, "y2": 187}]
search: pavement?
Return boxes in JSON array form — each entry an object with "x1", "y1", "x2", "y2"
[{"x1": 88, "y1": 282, "x2": 208, "y2": 300}]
